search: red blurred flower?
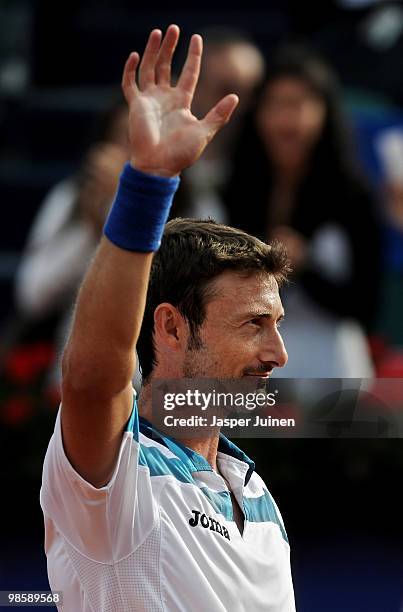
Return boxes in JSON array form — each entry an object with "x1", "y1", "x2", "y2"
[
  {"x1": 377, "y1": 349, "x2": 403, "y2": 378},
  {"x1": 4, "y1": 342, "x2": 55, "y2": 385},
  {"x1": 1, "y1": 395, "x2": 35, "y2": 426},
  {"x1": 31, "y1": 342, "x2": 55, "y2": 370}
]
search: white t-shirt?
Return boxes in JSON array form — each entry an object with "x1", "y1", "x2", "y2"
[
  {"x1": 15, "y1": 178, "x2": 96, "y2": 318},
  {"x1": 40, "y1": 397, "x2": 296, "y2": 612}
]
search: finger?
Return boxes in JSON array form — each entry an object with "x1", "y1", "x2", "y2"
[
  {"x1": 176, "y1": 34, "x2": 202, "y2": 102},
  {"x1": 201, "y1": 94, "x2": 239, "y2": 138},
  {"x1": 121, "y1": 52, "x2": 140, "y2": 103},
  {"x1": 138, "y1": 29, "x2": 162, "y2": 90},
  {"x1": 155, "y1": 24, "x2": 180, "y2": 85}
]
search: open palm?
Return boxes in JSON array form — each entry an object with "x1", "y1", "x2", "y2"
[{"x1": 122, "y1": 25, "x2": 239, "y2": 177}]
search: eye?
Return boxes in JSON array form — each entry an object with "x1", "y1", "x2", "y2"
[
  {"x1": 276, "y1": 318, "x2": 284, "y2": 329},
  {"x1": 248, "y1": 318, "x2": 262, "y2": 327}
]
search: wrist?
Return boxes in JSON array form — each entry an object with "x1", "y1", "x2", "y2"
[
  {"x1": 130, "y1": 159, "x2": 179, "y2": 179},
  {"x1": 103, "y1": 162, "x2": 180, "y2": 252}
]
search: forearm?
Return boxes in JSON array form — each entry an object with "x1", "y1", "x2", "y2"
[
  {"x1": 63, "y1": 164, "x2": 179, "y2": 396},
  {"x1": 63, "y1": 239, "x2": 152, "y2": 394}
]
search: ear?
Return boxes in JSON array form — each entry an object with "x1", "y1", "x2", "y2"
[{"x1": 153, "y1": 303, "x2": 188, "y2": 352}]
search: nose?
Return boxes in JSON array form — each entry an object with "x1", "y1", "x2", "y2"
[
  {"x1": 258, "y1": 329, "x2": 288, "y2": 369},
  {"x1": 276, "y1": 335, "x2": 288, "y2": 368}
]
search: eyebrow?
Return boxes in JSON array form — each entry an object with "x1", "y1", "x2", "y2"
[{"x1": 238, "y1": 311, "x2": 285, "y2": 322}]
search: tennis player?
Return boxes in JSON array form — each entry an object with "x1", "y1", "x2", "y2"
[{"x1": 40, "y1": 25, "x2": 296, "y2": 611}]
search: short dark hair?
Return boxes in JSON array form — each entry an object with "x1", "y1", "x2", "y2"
[
  {"x1": 199, "y1": 26, "x2": 255, "y2": 50},
  {"x1": 136, "y1": 218, "x2": 290, "y2": 381}
]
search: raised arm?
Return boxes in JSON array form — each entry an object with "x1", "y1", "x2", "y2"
[{"x1": 60, "y1": 25, "x2": 238, "y2": 487}]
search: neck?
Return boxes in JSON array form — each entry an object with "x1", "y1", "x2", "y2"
[
  {"x1": 138, "y1": 381, "x2": 221, "y2": 472},
  {"x1": 275, "y1": 163, "x2": 305, "y2": 185}
]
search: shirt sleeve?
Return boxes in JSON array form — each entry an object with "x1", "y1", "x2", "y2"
[
  {"x1": 40, "y1": 395, "x2": 158, "y2": 563},
  {"x1": 15, "y1": 179, "x2": 96, "y2": 319}
]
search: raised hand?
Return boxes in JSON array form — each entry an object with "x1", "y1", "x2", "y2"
[{"x1": 121, "y1": 25, "x2": 239, "y2": 177}]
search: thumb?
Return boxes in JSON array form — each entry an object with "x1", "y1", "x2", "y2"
[{"x1": 201, "y1": 94, "x2": 239, "y2": 139}]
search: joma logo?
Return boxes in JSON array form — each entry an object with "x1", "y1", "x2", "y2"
[{"x1": 189, "y1": 510, "x2": 230, "y2": 540}]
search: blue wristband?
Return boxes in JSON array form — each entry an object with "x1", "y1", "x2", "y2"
[{"x1": 103, "y1": 163, "x2": 180, "y2": 252}]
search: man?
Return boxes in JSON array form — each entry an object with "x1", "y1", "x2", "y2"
[
  {"x1": 180, "y1": 27, "x2": 265, "y2": 222},
  {"x1": 191, "y1": 26, "x2": 265, "y2": 158},
  {"x1": 40, "y1": 25, "x2": 296, "y2": 611}
]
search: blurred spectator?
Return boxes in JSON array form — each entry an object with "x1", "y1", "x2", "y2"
[
  {"x1": 375, "y1": 128, "x2": 403, "y2": 242},
  {"x1": 173, "y1": 27, "x2": 265, "y2": 222},
  {"x1": 192, "y1": 27, "x2": 265, "y2": 160},
  {"x1": 14, "y1": 98, "x2": 129, "y2": 389},
  {"x1": 369, "y1": 128, "x2": 403, "y2": 373},
  {"x1": 224, "y1": 44, "x2": 382, "y2": 378}
]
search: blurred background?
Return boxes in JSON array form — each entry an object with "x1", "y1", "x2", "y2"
[{"x1": 0, "y1": 0, "x2": 402, "y2": 610}]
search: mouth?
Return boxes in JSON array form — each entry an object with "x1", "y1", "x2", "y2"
[{"x1": 243, "y1": 372, "x2": 272, "y2": 379}]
